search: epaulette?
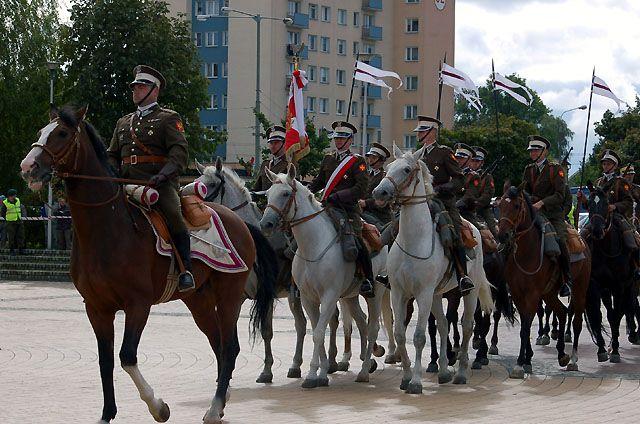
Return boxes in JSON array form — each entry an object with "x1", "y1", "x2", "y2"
[
  {"x1": 438, "y1": 144, "x2": 454, "y2": 153},
  {"x1": 159, "y1": 107, "x2": 179, "y2": 116}
]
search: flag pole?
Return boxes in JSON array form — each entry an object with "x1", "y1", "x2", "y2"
[
  {"x1": 346, "y1": 51, "x2": 360, "y2": 123},
  {"x1": 576, "y1": 66, "x2": 595, "y2": 227},
  {"x1": 436, "y1": 52, "x2": 446, "y2": 125},
  {"x1": 491, "y1": 59, "x2": 501, "y2": 146}
]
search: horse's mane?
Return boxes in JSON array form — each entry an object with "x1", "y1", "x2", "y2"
[
  {"x1": 417, "y1": 159, "x2": 434, "y2": 196},
  {"x1": 203, "y1": 164, "x2": 252, "y2": 202},
  {"x1": 506, "y1": 186, "x2": 536, "y2": 220},
  {"x1": 275, "y1": 174, "x2": 323, "y2": 209},
  {"x1": 58, "y1": 106, "x2": 114, "y2": 176}
]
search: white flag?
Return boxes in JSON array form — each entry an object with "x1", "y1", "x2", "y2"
[
  {"x1": 354, "y1": 60, "x2": 402, "y2": 98},
  {"x1": 493, "y1": 73, "x2": 532, "y2": 106},
  {"x1": 455, "y1": 88, "x2": 482, "y2": 112},
  {"x1": 440, "y1": 63, "x2": 479, "y2": 98},
  {"x1": 592, "y1": 76, "x2": 623, "y2": 110}
]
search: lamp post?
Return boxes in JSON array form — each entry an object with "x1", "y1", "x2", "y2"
[
  {"x1": 557, "y1": 105, "x2": 587, "y2": 159},
  {"x1": 46, "y1": 61, "x2": 61, "y2": 250},
  {"x1": 199, "y1": 7, "x2": 292, "y2": 172}
]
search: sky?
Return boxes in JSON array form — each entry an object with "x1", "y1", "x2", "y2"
[{"x1": 456, "y1": 0, "x2": 640, "y2": 167}]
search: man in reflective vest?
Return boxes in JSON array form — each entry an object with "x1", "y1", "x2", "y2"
[{"x1": 1, "y1": 189, "x2": 26, "y2": 255}]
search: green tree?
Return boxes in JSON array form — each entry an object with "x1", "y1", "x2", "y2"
[
  {"x1": 0, "y1": 0, "x2": 59, "y2": 193},
  {"x1": 60, "y1": 0, "x2": 215, "y2": 158}
]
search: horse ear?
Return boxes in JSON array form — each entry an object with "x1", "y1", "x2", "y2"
[
  {"x1": 392, "y1": 142, "x2": 403, "y2": 159},
  {"x1": 215, "y1": 156, "x2": 223, "y2": 172},
  {"x1": 287, "y1": 162, "x2": 297, "y2": 181},
  {"x1": 413, "y1": 143, "x2": 427, "y2": 161},
  {"x1": 265, "y1": 167, "x2": 278, "y2": 183},
  {"x1": 194, "y1": 158, "x2": 206, "y2": 175},
  {"x1": 49, "y1": 105, "x2": 59, "y2": 121},
  {"x1": 75, "y1": 105, "x2": 88, "y2": 121}
]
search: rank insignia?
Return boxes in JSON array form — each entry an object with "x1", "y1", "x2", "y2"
[
  {"x1": 434, "y1": 165, "x2": 440, "y2": 171},
  {"x1": 343, "y1": 174, "x2": 349, "y2": 180},
  {"x1": 176, "y1": 120, "x2": 185, "y2": 132},
  {"x1": 559, "y1": 169, "x2": 565, "y2": 178},
  {"x1": 148, "y1": 130, "x2": 154, "y2": 136},
  {"x1": 358, "y1": 164, "x2": 366, "y2": 172},
  {"x1": 624, "y1": 183, "x2": 630, "y2": 191},
  {"x1": 473, "y1": 180, "x2": 479, "y2": 186}
]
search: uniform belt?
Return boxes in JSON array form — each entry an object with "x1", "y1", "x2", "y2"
[{"x1": 122, "y1": 155, "x2": 168, "y2": 165}]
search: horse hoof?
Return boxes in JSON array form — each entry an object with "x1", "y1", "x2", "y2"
[
  {"x1": 405, "y1": 382, "x2": 423, "y2": 394},
  {"x1": 480, "y1": 357, "x2": 489, "y2": 365},
  {"x1": 448, "y1": 356, "x2": 457, "y2": 367},
  {"x1": 472, "y1": 338, "x2": 480, "y2": 350},
  {"x1": 400, "y1": 378, "x2": 411, "y2": 391},
  {"x1": 597, "y1": 352, "x2": 609, "y2": 362},
  {"x1": 287, "y1": 368, "x2": 302, "y2": 378},
  {"x1": 337, "y1": 361, "x2": 350, "y2": 372},
  {"x1": 488, "y1": 345, "x2": 499, "y2": 355},
  {"x1": 564, "y1": 334, "x2": 572, "y2": 343},
  {"x1": 256, "y1": 372, "x2": 273, "y2": 384},
  {"x1": 566, "y1": 363, "x2": 579, "y2": 371},
  {"x1": 355, "y1": 372, "x2": 369, "y2": 383},
  {"x1": 385, "y1": 354, "x2": 400, "y2": 364},
  {"x1": 471, "y1": 360, "x2": 483, "y2": 370},
  {"x1": 550, "y1": 329, "x2": 559, "y2": 340},
  {"x1": 536, "y1": 335, "x2": 550, "y2": 346},
  {"x1": 373, "y1": 344, "x2": 385, "y2": 358},
  {"x1": 318, "y1": 377, "x2": 329, "y2": 387},
  {"x1": 153, "y1": 401, "x2": 170, "y2": 423},
  {"x1": 369, "y1": 360, "x2": 378, "y2": 373},
  {"x1": 301, "y1": 378, "x2": 318, "y2": 389},
  {"x1": 452, "y1": 345, "x2": 460, "y2": 353},
  {"x1": 523, "y1": 364, "x2": 533, "y2": 374},
  {"x1": 327, "y1": 361, "x2": 339, "y2": 374},
  {"x1": 453, "y1": 374, "x2": 467, "y2": 385},
  {"x1": 438, "y1": 371, "x2": 453, "y2": 384},
  {"x1": 610, "y1": 353, "x2": 621, "y2": 363},
  {"x1": 509, "y1": 367, "x2": 525, "y2": 379},
  {"x1": 629, "y1": 333, "x2": 640, "y2": 345},
  {"x1": 558, "y1": 354, "x2": 570, "y2": 367},
  {"x1": 425, "y1": 363, "x2": 439, "y2": 373}
]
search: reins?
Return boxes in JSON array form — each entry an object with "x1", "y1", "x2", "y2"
[{"x1": 499, "y1": 194, "x2": 545, "y2": 275}]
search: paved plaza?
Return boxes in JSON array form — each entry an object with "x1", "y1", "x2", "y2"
[{"x1": 1, "y1": 280, "x2": 639, "y2": 423}]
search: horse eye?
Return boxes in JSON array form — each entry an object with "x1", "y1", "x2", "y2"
[
  {"x1": 283, "y1": 192, "x2": 290, "y2": 198},
  {"x1": 403, "y1": 167, "x2": 411, "y2": 174},
  {"x1": 59, "y1": 130, "x2": 68, "y2": 138}
]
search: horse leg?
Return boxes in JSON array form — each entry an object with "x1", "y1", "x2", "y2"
[
  {"x1": 432, "y1": 294, "x2": 453, "y2": 385},
  {"x1": 551, "y1": 312, "x2": 559, "y2": 340},
  {"x1": 119, "y1": 304, "x2": 170, "y2": 423},
  {"x1": 565, "y1": 305, "x2": 574, "y2": 343},
  {"x1": 382, "y1": 289, "x2": 400, "y2": 364},
  {"x1": 86, "y1": 305, "x2": 117, "y2": 423},
  {"x1": 287, "y1": 291, "x2": 306, "y2": 378},
  {"x1": 535, "y1": 301, "x2": 550, "y2": 345},
  {"x1": 472, "y1": 308, "x2": 490, "y2": 369},
  {"x1": 544, "y1": 294, "x2": 569, "y2": 367},
  {"x1": 405, "y1": 290, "x2": 433, "y2": 394},
  {"x1": 489, "y1": 310, "x2": 501, "y2": 355},
  {"x1": 327, "y1": 306, "x2": 340, "y2": 374},
  {"x1": 510, "y1": 314, "x2": 533, "y2": 379},
  {"x1": 392, "y1": 289, "x2": 412, "y2": 391},
  {"x1": 544, "y1": 304, "x2": 552, "y2": 337},
  {"x1": 355, "y1": 294, "x2": 381, "y2": 383},
  {"x1": 609, "y1": 293, "x2": 625, "y2": 363},
  {"x1": 256, "y1": 304, "x2": 274, "y2": 383},
  {"x1": 447, "y1": 296, "x2": 461, "y2": 353},
  {"x1": 300, "y1": 296, "x2": 322, "y2": 388},
  {"x1": 426, "y1": 314, "x2": 439, "y2": 373},
  {"x1": 567, "y1": 303, "x2": 583, "y2": 371},
  {"x1": 586, "y1": 284, "x2": 608, "y2": 361},
  {"x1": 338, "y1": 303, "x2": 353, "y2": 371},
  {"x1": 473, "y1": 303, "x2": 483, "y2": 350},
  {"x1": 454, "y1": 292, "x2": 476, "y2": 384}
]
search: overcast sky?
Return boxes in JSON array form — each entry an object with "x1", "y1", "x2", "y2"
[{"x1": 456, "y1": 0, "x2": 640, "y2": 166}]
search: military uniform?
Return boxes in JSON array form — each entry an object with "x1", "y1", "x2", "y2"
[
  {"x1": 454, "y1": 143, "x2": 482, "y2": 230},
  {"x1": 253, "y1": 125, "x2": 289, "y2": 192},
  {"x1": 471, "y1": 146, "x2": 498, "y2": 237},
  {"x1": 620, "y1": 165, "x2": 640, "y2": 226},
  {"x1": 361, "y1": 143, "x2": 393, "y2": 229}
]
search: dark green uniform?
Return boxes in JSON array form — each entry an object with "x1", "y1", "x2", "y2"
[
  {"x1": 628, "y1": 182, "x2": 640, "y2": 227},
  {"x1": 595, "y1": 174, "x2": 637, "y2": 251},
  {"x1": 253, "y1": 155, "x2": 289, "y2": 192},
  {"x1": 108, "y1": 105, "x2": 189, "y2": 235},
  {"x1": 422, "y1": 143, "x2": 464, "y2": 231},
  {"x1": 476, "y1": 173, "x2": 497, "y2": 236},
  {"x1": 362, "y1": 168, "x2": 393, "y2": 229},
  {"x1": 458, "y1": 170, "x2": 482, "y2": 230}
]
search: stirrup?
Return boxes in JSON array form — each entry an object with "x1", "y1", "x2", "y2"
[
  {"x1": 458, "y1": 276, "x2": 474, "y2": 296},
  {"x1": 178, "y1": 270, "x2": 196, "y2": 292}
]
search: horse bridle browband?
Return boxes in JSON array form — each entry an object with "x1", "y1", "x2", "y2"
[
  {"x1": 383, "y1": 165, "x2": 430, "y2": 206},
  {"x1": 205, "y1": 171, "x2": 251, "y2": 212}
]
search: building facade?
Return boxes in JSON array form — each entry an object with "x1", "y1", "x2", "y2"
[{"x1": 167, "y1": 0, "x2": 455, "y2": 162}]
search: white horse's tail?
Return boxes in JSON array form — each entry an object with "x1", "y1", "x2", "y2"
[{"x1": 478, "y1": 277, "x2": 494, "y2": 314}]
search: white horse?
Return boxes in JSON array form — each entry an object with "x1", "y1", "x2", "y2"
[
  {"x1": 260, "y1": 164, "x2": 388, "y2": 387},
  {"x1": 372, "y1": 144, "x2": 494, "y2": 394}
]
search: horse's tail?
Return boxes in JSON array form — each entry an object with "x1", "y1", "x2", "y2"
[
  {"x1": 493, "y1": 275, "x2": 516, "y2": 325},
  {"x1": 478, "y1": 276, "x2": 495, "y2": 315},
  {"x1": 246, "y1": 223, "x2": 279, "y2": 341}
]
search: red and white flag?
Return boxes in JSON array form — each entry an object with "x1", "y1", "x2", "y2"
[
  {"x1": 440, "y1": 63, "x2": 482, "y2": 112},
  {"x1": 285, "y1": 69, "x2": 310, "y2": 162},
  {"x1": 354, "y1": 60, "x2": 402, "y2": 98},
  {"x1": 493, "y1": 72, "x2": 532, "y2": 106},
  {"x1": 592, "y1": 75, "x2": 624, "y2": 110}
]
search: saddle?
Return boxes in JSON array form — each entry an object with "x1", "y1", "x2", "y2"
[
  {"x1": 480, "y1": 228, "x2": 498, "y2": 253},
  {"x1": 460, "y1": 220, "x2": 478, "y2": 249},
  {"x1": 566, "y1": 223, "x2": 587, "y2": 255},
  {"x1": 362, "y1": 222, "x2": 383, "y2": 253}
]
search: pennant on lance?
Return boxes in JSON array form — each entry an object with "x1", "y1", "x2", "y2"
[
  {"x1": 440, "y1": 63, "x2": 482, "y2": 111},
  {"x1": 354, "y1": 60, "x2": 402, "y2": 99},
  {"x1": 285, "y1": 69, "x2": 310, "y2": 161},
  {"x1": 492, "y1": 72, "x2": 532, "y2": 106},
  {"x1": 592, "y1": 75, "x2": 625, "y2": 110}
]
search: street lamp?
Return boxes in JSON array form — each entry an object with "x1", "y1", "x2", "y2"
[
  {"x1": 45, "y1": 61, "x2": 61, "y2": 250},
  {"x1": 557, "y1": 105, "x2": 588, "y2": 160}
]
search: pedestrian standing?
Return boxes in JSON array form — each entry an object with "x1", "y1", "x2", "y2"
[
  {"x1": 53, "y1": 197, "x2": 72, "y2": 250},
  {"x1": 1, "y1": 189, "x2": 26, "y2": 255}
]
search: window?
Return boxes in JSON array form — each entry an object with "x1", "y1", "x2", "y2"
[
  {"x1": 205, "y1": 31, "x2": 217, "y2": 47},
  {"x1": 351, "y1": 101, "x2": 358, "y2": 117},
  {"x1": 405, "y1": 75, "x2": 418, "y2": 90},
  {"x1": 405, "y1": 46, "x2": 419, "y2": 61},
  {"x1": 320, "y1": 36, "x2": 330, "y2": 53},
  {"x1": 363, "y1": 14, "x2": 374, "y2": 27},
  {"x1": 406, "y1": 0, "x2": 420, "y2": 3},
  {"x1": 406, "y1": 18, "x2": 419, "y2": 33},
  {"x1": 205, "y1": 0, "x2": 219, "y2": 16},
  {"x1": 307, "y1": 96, "x2": 316, "y2": 112},
  {"x1": 196, "y1": 1, "x2": 204, "y2": 15},
  {"x1": 210, "y1": 94, "x2": 218, "y2": 110},
  {"x1": 288, "y1": 1, "x2": 300, "y2": 15},
  {"x1": 353, "y1": 41, "x2": 360, "y2": 56},
  {"x1": 404, "y1": 134, "x2": 417, "y2": 149},
  {"x1": 320, "y1": 67, "x2": 329, "y2": 84},
  {"x1": 321, "y1": 6, "x2": 330, "y2": 22},
  {"x1": 353, "y1": 11, "x2": 360, "y2": 27},
  {"x1": 205, "y1": 63, "x2": 218, "y2": 78},
  {"x1": 319, "y1": 98, "x2": 329, "y2": 114},
  {"x1": 363, "y1": 43, "x2": 375, "y2": 54},
  {"x1": 221, "y1": 31, "x2": 228, "y2": 46},
  {"x1": 336, "y1": 69, "x2": 346, "y2": 85},
  {"x1": 308, "y1": 34, "x2": 317, "y2": 51},
  {"x1": 337, "y1": 9, "x2": 347, "y2": 25},
  {"x1": 309, "y1": 3, "x2": 317, "y2": 20},
  {"x1": 337, "y1": 39, "x2": 346, "y2": 55},
  {"x1": 288, "y1": 31, "x2": 301, "y2": 45},
  {"x1": 404, "y1": 104, "x2": 418, "y2": 119},
  {"x1": 336, "y1": 100, "x2": 345, "y2": 116},
  {"x1": 222, "y1": 93, "x2": 227, "y2": 109},
  {"x1": 195, "y1": 32, "x2": 203, "y2": 47},
  {"x1": 222, "y1": 62, "x2": 228, "y2": 78},
  {"x1": 308, "y1": 65, "x2": 317, "y2": 82}
]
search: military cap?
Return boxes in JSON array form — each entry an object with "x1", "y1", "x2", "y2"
[
  {"x1": 266, "y1": 125, "x2": 286, "y2": 143},
  {"x1": 527, "y1": 135, "x2": 550, "y2": 151},
  {"x1": 454, "y1": 143, "x2": 475, "y2": 159},
  {"x1": 413, "y1": 115, "x2": 442, "y2": 132},
  {"x1": 330, "y1": 121, "x2": 358, "y2": 139},
  {"x1": 129, "y1": 65, "x2": 166, "y2": 90},
  {"x1": 472, "y1": 146, "x2": 487, "y2": 161},
  {"x1": 7, "y1": 189, "x2": 17, "y2": 196},
  {"x1": 600, "y1": 149, "x2": 620, "y2": 166},
  {"x1": 621, "y1": 164, "x2": 635, "y2": 174},
  {"x1": 365, "y1": 142, "x2": 391, "y2": 161}
]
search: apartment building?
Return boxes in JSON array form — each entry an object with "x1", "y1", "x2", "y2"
[{"x1": 166, "y1": 0, "x2": 455, "y2": 162}]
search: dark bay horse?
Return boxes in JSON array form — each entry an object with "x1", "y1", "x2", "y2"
[
  {"x1": 20, "y1": 106, "x2": 270, "y2": 424},
  {"x1": 498, "y1": 186, "x2": 591, "y2": 377},
  {"x1": 584, "y1": 185, "x2": 638, "y2": 362}
]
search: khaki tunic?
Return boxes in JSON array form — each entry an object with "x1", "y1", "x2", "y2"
[
  {"x1": 476, "y1": 173, "x2": 497, "y2": 232},
  {"x1": 522, "y1": 160, "x2": 568, "y2": 242},
  {"x1": 595, "y1": 175, "x2": 634, "y2": 218},
  {"x1": 108, "y1": 105, "x2": 189, "y2": 234},
  {"x1": 421, "y1": 143, "x2": 464, "y2": 230},
  {"x1": 253, "y1": 156, "x2": 289, "y2": 192},
  {"x1": 458, "y1": 170, "x2": 482, "y2": 229},
  {"x1": 362, "y1": 168, "x2": 393, "y2": 228}
]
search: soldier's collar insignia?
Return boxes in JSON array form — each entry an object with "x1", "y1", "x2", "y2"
[{"x1": 434, "y1": 165, "x2": 439, "y2": 171}]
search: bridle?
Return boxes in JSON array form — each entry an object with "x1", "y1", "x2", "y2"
[
  {"x1": 383, "y1": 163, "x2": 430, "y2": 206},
  {"x1": 265, "y1": 180, "x2": 324, "y2": 231},
  {"x1": 204, "y1": 170, "x2": 251, "y2": 212}
]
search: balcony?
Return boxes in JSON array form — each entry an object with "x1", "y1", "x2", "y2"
[
  {"x1": 362, "y1": 26, "x2": 383, "y2": 41},
  {"x1": 364, "y1": 84, "x2": 382, "y2": 99},
  {"x1": 286, "y1": 44, "x2": 308, "y2": 60},
  {"x1": 362, "y1": 0, "x2": 383, "y2": 11},
  {"x1": 286, "y1": 12, "x2": 309, "y2": 29},
  {"x1": 366, "y1": 115, "x2": 381, "y2": 129},
  {"x1": 367, "y1": 54, "x2": 382, "y2": 69}
]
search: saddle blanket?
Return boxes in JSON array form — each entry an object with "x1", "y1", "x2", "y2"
[{"x1": 144, "y1": 206, "x2": 248, "y2": 273}]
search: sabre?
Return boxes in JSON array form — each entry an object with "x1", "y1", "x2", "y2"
[{"x1": 189, "y1": 233, "x2": 231, "y2": 254}]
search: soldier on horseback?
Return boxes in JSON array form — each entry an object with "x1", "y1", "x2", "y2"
[
  {"x1": 107, "y1": 65, "x2": 195, "y2": 292},
  {"x1": 522, "y1": 135, "x2": 572, "y2": 294},
  {"x1": 360, "y1": 142, "x2": 393, "y2": 230},
  {"x1": 308, "y1": 121, "x2": 375, "y2": 298},
  {"x1": 620, "y1": 164, "x2": 640, "y2": 228},
  {"x1": 454, "y1": 143, "x2": 483, "y2": 231},
  {"x1": 470, "y1": 146, "x2": 498, "y2": 238},
  {"x1": 253, "y1": 125, "x2": 289, "y2": 192},
  {"x1": 415, "y1": 115, "x2": 474, "y2": 295}
]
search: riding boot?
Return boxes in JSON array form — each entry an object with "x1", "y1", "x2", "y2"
[
  {"x1": 558, "y1": 243, "x2": 573, "y2": 297},
  {"x1": 454, "y1": 245, "x2": 474, "y2": 296},
  {"x1": 173, "y1": 232, "x2": 196, "y2": 292},
  {"x1": 357, "y1": 239, "x2": 375, "y2": 298}
]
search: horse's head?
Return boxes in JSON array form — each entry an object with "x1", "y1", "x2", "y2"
[
  {"x1": 497, "y1": 186, "x2": 534, "y2": 243},
  {"x1": 373, "y1": 142, "x2": 430, "y2": 202},
  {"x1": 20, "y1": 105, "x2": 88, "y2": 190},
  {"x1": 587, "y1": 182, "x2": 609, "y2": 240},
  {"x1": 195, "y1": 157, "x2": 226, "y2": 202},
  {"x1": 260, "y1": 163, "x2": 300, "y2": 235}
]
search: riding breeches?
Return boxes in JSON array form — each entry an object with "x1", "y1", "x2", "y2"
[{"x1": 155, "y1": 183, "x2": 188, "y2": 237}]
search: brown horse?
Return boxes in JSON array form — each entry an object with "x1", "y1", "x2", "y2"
[
  {"x1": 20, "y1": 106, "x2": 267, "y2": 424},
  {"x1": 497, "y1": 186, "x2": 590, "y2": 377}
]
